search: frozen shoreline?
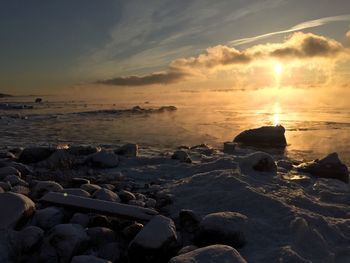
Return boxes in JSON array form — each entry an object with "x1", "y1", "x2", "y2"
[{"x1": 0, "y1": 142, "x2": 349, "y2": 262}]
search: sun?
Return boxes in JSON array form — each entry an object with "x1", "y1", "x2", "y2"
[{"x1": 274, "y1": 63, "x2": 282, "y2": 75}]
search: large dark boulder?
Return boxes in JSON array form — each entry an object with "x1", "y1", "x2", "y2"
[
  {"x1": 234, "y1": 125, "x2": 287, "y2": 147},
  {"x1": 18, "y1": 147, "x2": 55, "y2": 164},
  {"x1": 297, "y1": 152, "x2": 349, "y2": 183}
]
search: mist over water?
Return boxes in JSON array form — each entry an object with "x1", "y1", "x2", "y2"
[{"x1": 1, "y1": 87, "x2": 349, "y2": 165}]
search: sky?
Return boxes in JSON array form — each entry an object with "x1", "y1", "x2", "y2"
[{"x1": 1, "y1": 0, "x2": 350, "y2": 95}]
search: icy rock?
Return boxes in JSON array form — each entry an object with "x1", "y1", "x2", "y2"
[
  {"x1": 172, "y1": 150, "x2": 192, "y2": 163},
  {"x1": 70, "y1": 212, "x2": 90, "y2": 227},
  {"x1": 296, "y1": 152, "x2": 349, "y2": 183},
  {"x1": 31, "y1": 180, "x2": 63, "y2": 199},
  {"x1": 93, "y1": 188, "x2": 120, "y2": 202},
  {"x1": 19, "y1": 226, "x2": 44, "y2": 253},
  {"x1": 118, "y1": 190, "x2": 136, "y2": 203},
  {"x1": 0, "y1": 166, "x2": 21, "y2": 179},
  {"x1": 115, "y1": 143, "x2": 138, "y2": 157},
  {"x1": 32, "y1": 206, "x2": 64, "y2": 230},
  {"x1": 169, "y1": 245, "x2": 247, "y2": 263},
  {"x1": 0, "y1": 192, "x2": 35, "y2": 229},
  {"x1": 196, "y1": 212, "x2": 248, "y2": 248},
  {"x1": 19, "y1": 146, "x2": 55, "y2": 164},
  {"x1": 128, "y1": 215, "x2": 178, "y2": 263},
  {"x1": 97, "y1": 242, "x2": 121, "y2": 262},
  {"x1": 89, "y1": 151, "x2": 119, "y2": 168},
  {"x1": 39, "y1": 224, "x2": 89, "y2": 263},
  {"x1": 61, "y1": 188, "x2": 91, "y2": 197},
  {"x1": 87, "y1": 227, "x2": 116, "y2": 247},
  {"x1": 71, "y1": 255, "x2": 112, "y2": 263},
  {"x1": 239, "y1": 151, "x2": 277, "y2": 173},
  {"x1": 81, "y1": 183, "x2": 102, "y2": 194}
]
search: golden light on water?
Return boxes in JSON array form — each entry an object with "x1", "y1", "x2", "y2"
[
  {"x1": 274, "y1": 63, "x2": 282, "y2": 75},
  {"x1": 273, "y1": 102, "x2": 281, "y2": 126}
]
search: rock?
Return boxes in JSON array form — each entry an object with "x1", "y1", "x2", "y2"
[
  {"x1": 71, "y1": 255, "x2": 112, "y2": 263},
  {"x1": 0, "y1": 187, "x2": 4, "y2": 193},
  {"x1": 223, "y1": 142, "x2": 236, "y2": 154},
  {"x1": 169, "y1": 245, "x2": 247, "y2": 263},
  {"x1": 93, "y1": 188, "x2": 120, "y2": 202},
  {"x1": 19, "y1": 226, "x2": 44, "y2": 253},
  {"x1": 32, "y1": 207, "x2": 64, "y2": 230},
  {"x1": 128, "y1": 215, "x2": 178, "y2": 263},
  {"x1": 179, "y1": 209, "x2": 201, "y2": 233},
  {"x1": 97, "y1": 242, "x2": 121, "y2": 262},
  {"x1": 196, "y1": 212, "x2": 247, "y2": 248},
  {"x1": 0, "y1": 166, "x2": 21, "y2": 179},
  {"x1": 0, "y1": 229, "x2": 20, "y2": 262},
  {"x1": 145, "y1": 198, "x2": 157, "y2": 208},
  {"x1": 128, "y1": 199, "x2": 145, "y2": 207},
  {"x1": 71, "y1": 177, "x2": 90, "y2": 187},
  {"x1": 31, "y1": 180, "x2": 63, "y2": 199},
  {"x1": 3, "y1": 161, "x2": 32, "y2": 176},
  {"x1": 89, "y1": 151, "x2": 119, "y2": 168},
  {"x1": 81, "y1": 183, "x2": 102, "y2": 194},
  {"x1": 239, "y1": 151, "x2": 277, "y2": 173},
  {"x1": 177, "y1": 245, "x2": 198, "y2": 255},
  {"x1": 87, "y1": 227, "x2": 115, "y2": 247},
  {"x1": 70, "y1": 213, "x2": 90, "y2": 227},
  {"x1": 172, "y1": 150, "x2": 192, "y2": 163},
  {"x1": 277, "y1": 159, "x2": 293, "y2": 170},
  {"x1": 40, "y1": 224, "x2": 89, "y2": 263},
  {"x1": 19, "y1": 146, "x2": 55, "y2": 164},
  {"x1": 296, "y1": 152, "x2": 349, "y2": 183},
  {"x1": 234, "y1": 125, "x2": 287, "y2": 147},
  {"x1": 118, "y1": 190, "x2": 136, "y2": 203},
  {"x1": 11, "y1": 185, "x2": 30, "y2": 195},
  {"x1": 67, "y1": 145, "x2": 100, "y2": 156},
  {"x1": 89, "y1": 215, "x2": 111, "y2": 228},
  {"x1": 115, "y1": 143, "x2": 138, "y2": 157},
  {"x1": 35, "y1": 98, "x2": 42, "y2": 103},
  {"x1": 122, "y1": 222, "x2": 144, "y2": 239},
  {"x1": 61, "y1": 188, "x2": 91, "y2": 197},
  {"x1": 0, "y1": 192, "x2": 35, "y2": 229},
  {"x1": 37, "y1": 149, "x2": 73, "y2": 169},
  {"x1": 4, "y1": 174, "x2": 28, "y2": 186}
]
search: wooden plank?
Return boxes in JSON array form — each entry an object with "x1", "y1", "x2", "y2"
[{"x1": 40, "y1": 192, "x2": 158, "y2": 221}]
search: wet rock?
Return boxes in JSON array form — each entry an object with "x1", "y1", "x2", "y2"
[
  {"x1": 118, "y1": 190, "x2": 136, "y2": 203},
  {"x1": 0, "y1": 192, "x2": 35, "y2": 229},
  {"x1": 70, "y1": 213, "x2": 90, "y2": 227},
  {"x1": 115, "y1": 143, "x2": 138, "y2": 157},
  {"x1": 93, "y1": 188, "x2": 120, "y2": 202},
  {"x1": 19, "y1": 146, "x2": 55, "y2": 164},
  {"x1": 32, "y1": 207, "x2": 64, "y2": 230},
  {"x1": 81, "y1": 183, "x2": 102, "y2": 194},
  {"x1": 172, "y1": 150, "x2": 192, "y2": 163},
  {"x1": 67, "y1": 145, "x2": 100, "y2": 156},
  {"x1": 296, "y1": 152, "x2": 349, "y2": 183},
  {"x1": 31, "y1": 180, "x2": 63, "y2": 199},
  {"x1": 169, "y1": 245, "x2": 247, "y2": 263},
  {"x1": 97, "y1": 242, "x2": 121, "y2": 262},
  {"x1": 122, "y1": 222, "x2": 143, "y2": 239},
  {"x1": 35, "y1": 98, "x2": 42, "y2": 103},
  {"x1": 40, "y1": 224, "x2": 89, "y2": 262},
  {"x1": 128, "y1": 215, "x2": 178, "y2": 263},
  {"x1": 239, "y1": 152, "x2": 277, "y2": 173},
  {"x1": 19, "y1": 226, "x2": 44, "y2": 253},
  {"x1": 234, "y1": 125, "x2": 287, "y2": 147},
  {"x1": 71, "y1": 255, "x2": 112, "y2": 263},
  {"x1": 89, "y1": 151, "x2": 119, "y2": 168},
  {"x1": 61, "y1": 188, "x2": 91, "y2": 197},
  {"x1": 0, "y1": 166, "x2": 21, "y2": 179},
  {"x1": 87, "y1": 227, "x2": 115, "y2": 247},
  {"x1": 196, "y1": 212, "x2": 248, "y2": 248}
]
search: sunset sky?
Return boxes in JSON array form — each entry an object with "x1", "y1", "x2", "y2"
[{"x1": 1, "y1": 0, "x2": 350, "y2": 95}]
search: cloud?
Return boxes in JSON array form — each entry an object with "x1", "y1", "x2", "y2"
[
  {"x1": 229, "y1": 14, "x2": 350, "y2": 46},
  {"x1": 96, "y1": 71, "x2": 185, "y2": 86}
]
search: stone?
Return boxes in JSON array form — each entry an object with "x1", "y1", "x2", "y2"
[
  {"x1": 0, "y1": 181, "x2": 11, "y2": 191},
  {"x1": 37, "y1": 149, "x2": 73, "y2": 169},
  {"x1": 277, "y1": 159, "x2": 293, "y2": 170},
  {"x1": 71, "y1": 177, "x2": 90, "y2": 187},
  {"x1": 89, "y1": 151, "x2": 119, "y2": 168},
  {"x1": 35, "y1": 98, "x2": 42, "y2": 103},
  {"x1": 296, "y1": 152, "x2": 349, "y2": 183},
  {"x1": 71, "y1": 255, "x2": 111, "y2": 263},
  {"x1": 67, "y1": 145, "x2": 100, "y2": 156},
  {"x1": 239, "y1": 152, "x2": 277, "y2": 173},
  {"x1": 234, "y1": 125, "x2": 287, "y2": 147},
  {"x1": 223, "y1": 142, "x2": 236, "y2": 154},
  {"x1": 31, "y1": 180, "x2": 63, "y2": 199},
  {"x1": 4, "y1": 174, "x2": 28, "y2": 186},
  {"x1": 0, "y1": 166, "x2": 21, "y2": 179},
  {"x1": 40, "y1": 224, "x2": 89, "y2": 263},
  {"x1": 169, "y1": 245, "x2": 247, "y2": 263},
  {"x1": 97, "y1": 242, "x2": 121, "y2": 262},
  {"x1": 0, "y1": 229, "x2": 20, "y2": 262},
  {"x1": 19, "y1": 226, "x2": 44, "y2": 253},
  {"x1": 179, "y1": 209, "x2": 201, "y2": 233},
  {"x1": 128, "y1": 215, "x2": 178, "y2": 263},
  {"x1": 87, "y1": 227, "x2": 116, "y2": 247},
  {"x1": 81, "y1": 183, "x2": 102, "y2": 194},
  {"x1": 177, "y1": 245, "x2": 198, "y2": 255},
  {"x1": 128, "y1": 199, "x2": 145, "y2": 207},
  {"x1": 196, "y1": 212, "x2": 248, "y2": 248},
  {"x1": 19, "y1": 146, "x2": 55, "y2": 164},
  {"x1": 11, "y1": 185, "x2": 30, "y2": 195},
  {"x1": 32, "y1": 206, "x2": 64, "y2": 230},
  {"x1": 172, "y1": 150, "x2": 192, "y2": 163},
  {"x1": 145, "y1": 198, "x2": 157, "y2": 208},
  {"x1": 122, "y1": 222, "x2": 143, "y2": 239},
  {"x1": 61, "y1": 188, "x2": 91, "y2": 197},
  {"x1": 115, "y1": 143, "x2": 138, "y2": 157},
  {"x1": 93, "y1": 188, "x2": 120, "y2": 202},
  {"x1": 0, "y1": 192, "x2": 35, "y2": 229},
  {"x1": 118, "y1": 190, "x2": 136, "y2": 203},
  {"x1": 70, "y1": 213, "x2": 90, "y2": 227}
]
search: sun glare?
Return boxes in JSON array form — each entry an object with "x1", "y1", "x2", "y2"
[{"x1": 274, "y1": 63, "x2": 282, "y2": 75}]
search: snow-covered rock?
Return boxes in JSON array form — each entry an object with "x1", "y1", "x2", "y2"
[
  {"x1": 92, "y1": 188, "x2": 120, "y2": 202},
  {"x1": 128, "y1": 215, "x2": 178, "y2": 263},
  {"x1": 0, "y1": 192, "x2": 35, "y2": 229},
  {"x1": 169, "y1": 245, "x2": 247, "y2": 263},
  {"x1": 239, "y1": 151, "x2": 277, "y2": 173}
]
